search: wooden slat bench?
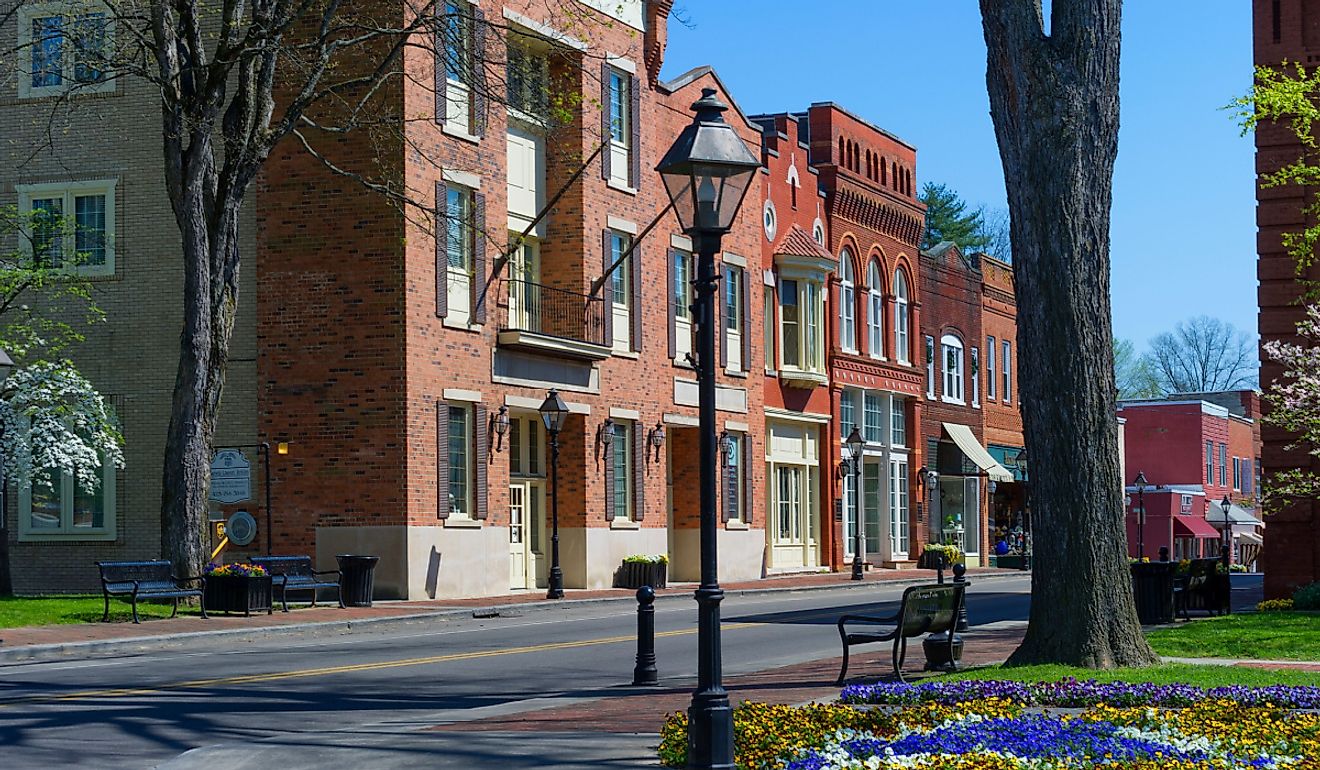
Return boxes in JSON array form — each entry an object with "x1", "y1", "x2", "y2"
[
  {"x1": 836, "y1": 583, "x2": 964, "y2": 684},
  {"x1": 96, "y1": 560, "x2": 206, "y2": 624},
  {"x1": 248, "y1": 556, "x2": 343, "y2": 612}
]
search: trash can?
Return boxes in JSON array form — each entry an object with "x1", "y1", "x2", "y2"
[
  {"x1": 336, "y1": 554, "x2": 380, "y2": 607},
  {"x1": 1130, "y1": 561, "x2": 1176, "y2": 625}
]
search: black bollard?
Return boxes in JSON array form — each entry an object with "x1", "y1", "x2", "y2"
[
  {"x1": 632, "y1": 585, "x2": 658, "y2": 686},
  {"x1": 952, "y1": 562, "x2": 970, "y2": 632},
  {"x1": 936, "y1": 555, "x2": 946, "y2": 585},
  {"x1": 1159, "y1": 546, "x2": 1170, "y2": 563}
]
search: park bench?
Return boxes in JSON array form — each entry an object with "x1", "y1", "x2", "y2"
[
  {"x1": 96, "y1": 560, "x2": 206, "y2": 624},
  {"x1": 1175, "y1": 557, "x2": 1228, "y2": 619},
  {"x1": 248, "y1": 555, "x2": 343, "y2": 612},
  {"x1": 835, "y1": 582, "x2": 964, "y2": 684}
]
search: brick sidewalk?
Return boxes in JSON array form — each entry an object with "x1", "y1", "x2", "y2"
[
  {"x1": 431, "y1": 624, "x2": 1029, "y2": 734},
  {"x1": 0, "y1": 567, "x2": 1014, "y2": 651}
]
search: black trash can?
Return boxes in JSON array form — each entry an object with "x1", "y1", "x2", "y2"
[
  {"x1": 1130, "y1": 561, "x2": 1176, "y2": 625},
  {"x1": 336, "y1": 554, "x2": 380, "y2": 607}
]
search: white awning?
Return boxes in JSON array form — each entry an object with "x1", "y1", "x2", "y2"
[
  {"x1": 1237, "y1": 531, "x2": 1264, "y2": 545},
  {"x1": 942, "y1": 423, "x2": 1015, "y2": 483},
  {"x1": 1208, "y1": 501, "x2": 1265, "y2": 528}
]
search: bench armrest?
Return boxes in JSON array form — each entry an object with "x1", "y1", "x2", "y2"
[
  {"x1": 172, "y1": 574, "x2": 205, "y2": 584},
  {"x1": 837, "y1": 611, "x2": 900, "y2": 628},
  {"x1": 312, "y1": 569, "x2": 341, "y2": 578}
]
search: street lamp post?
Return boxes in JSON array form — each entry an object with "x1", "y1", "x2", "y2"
[
  {"x1": 539, "y1": 390, "x2": 569, "y2": 600},
  {"x1": 1014, "y1": 450, "x2": 1028, "y2": 571},
  {"x1": 1219, "y1": 493, "x2": 1233, "y2": 566},
  {"x1": 1133, "y1": 471, "x2": 1148, "y2": 560},
  {"x1": 845, "y1": 427, "x2": 865, "y2": 581},
  {"x1": 657, "y1": 87, "x2": 761, "y2": 770}
]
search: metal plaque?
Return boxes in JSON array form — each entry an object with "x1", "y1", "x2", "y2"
[
  {"x1": 210, "y1": 449, "x2": 252, "y2": 503},
  {"x1": 226, "y1": 510, "x2": 257, "y2": 547}
]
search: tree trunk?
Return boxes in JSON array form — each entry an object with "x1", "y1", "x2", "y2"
[{"x1": 980, "y1": 0, "x2": 1157, "y2": 667}]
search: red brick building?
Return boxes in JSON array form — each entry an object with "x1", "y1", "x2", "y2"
[
  {"x1": 980, "y1": 254, "x2": 1027, "y2": 563},
  {"x1": 1253, "y1": 0, "x2": 1320, "y2": 596}
]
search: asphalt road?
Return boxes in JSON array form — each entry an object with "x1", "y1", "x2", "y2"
[{"x1": 0, "y1": 575, "x2": 1033, "y2": 769}]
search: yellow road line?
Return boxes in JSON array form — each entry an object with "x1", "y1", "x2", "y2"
[{"x1": 1, "y1": 620, "x2": 770, "y2": 709}]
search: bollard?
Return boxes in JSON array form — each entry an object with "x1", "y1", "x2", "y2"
[
  {"x1": 935, "y1": 556, "x2": 946, "y2": 585},
  {"x1": 632, "y1": 585, "x2": 658, "y2": 686},
  {"x1": 952, "y1": 562, "x2": 970, "y2": 632},
  {"x1": 1158, "y1": 546, "x2": 1170, "y2": 563}
]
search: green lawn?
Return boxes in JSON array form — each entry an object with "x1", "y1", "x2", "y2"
[
  {"x1": 1145, "y1": 612, "x2": 1320, "y2": 661},
  {"x1": 0, "y1": 595, "x2": 193, "y2": 628},
  {"x1": 936, "y1": 661, "x2": 1320, "y2": 687}
]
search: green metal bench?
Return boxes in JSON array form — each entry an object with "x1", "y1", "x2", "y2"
[{"x1": 836, "y1": 583, "x2": 964, "y2": 684}]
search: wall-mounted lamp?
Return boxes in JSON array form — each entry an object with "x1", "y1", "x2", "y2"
[
  {"x1": 718, "y1": 430, "x2": 732, "y2": 466},
  {"x1": 837, "y1": 461, "x2": 850, "y2": 481},
  {"x1": 276, "y1": 441, "x2": 290, "y2": 455},
  {"x1": 598, "y1": 417, "x2": 616, "y2": 450},
  {"x1": 648, "y1": 423, "x2": 666, "y2": 462},
  {"x1": 492, "y1": 405, "x2": 510, "y2": 452}
]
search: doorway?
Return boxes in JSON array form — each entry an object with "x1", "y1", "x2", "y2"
[{"x1": 508, "y1": 415, "x2": 547, "y2": 590}]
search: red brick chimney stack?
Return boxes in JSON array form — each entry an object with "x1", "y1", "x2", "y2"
[{"x1": 645, "y1": 0, "x2": 674, "y2": 87}]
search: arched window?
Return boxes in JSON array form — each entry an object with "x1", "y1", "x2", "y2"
[
  {"x1": 838, "y1": 136, "x2": 846, "y2": 165},
  {"x1": 893, "y1": 269, "x2": 910, "y2": 364},
  {"x1": 867, "y1": 261, "x2": 884, "y2": 358},
  {"x1": 880, "y1": 157, "x2": 887, "y2": 186},
  {"x1": 839, "y1": 249, "x2": 856, "y2": 351},
  {"x1": 941, "y1": 333, "x2": 965, "y2": 403}
]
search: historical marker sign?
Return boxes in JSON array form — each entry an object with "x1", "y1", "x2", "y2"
[{"x1": 210, "y1": 449, "x2": 252, "y2": 503}]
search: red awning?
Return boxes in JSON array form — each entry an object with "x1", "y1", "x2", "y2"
[{"x1": 1173, "y1": 515, "x2": 1220, "y2": 539}]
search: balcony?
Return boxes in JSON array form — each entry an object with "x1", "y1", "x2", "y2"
[{"x1": 496, "y1": 278, "x2": 612, "y2": 361}]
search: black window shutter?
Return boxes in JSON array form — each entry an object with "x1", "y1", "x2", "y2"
[
  {"x1": 743, "y1": 435, "x2": 753, "y2": 525},
  {"x1": 435, "y1": 182, "x2": 449, "y2": 318},
  {"x1": 741, "y1": 270, "x2": 751, "y2": 370},
  {"x1": 666, "y1": 250, "x2": 677, "y2": 359},
  {"x1": 604, "y1": 430, "x2": 616, "y2": 521},
  {"x1": 717, "y1": 263, "x2": 727, "y2": 370},
  {"x1": 470, "y1": 7, "x2": 487, "y2": 136},
  {"x1": 601, "y1": 63, "x2": 612, "y2": 180},
  {"x1": 633, "y1": 422, "x2": 645, "y2": 521},
  {"x1": 602, "y1": 230, "x2": 613, "y2": 344},
  {"x1": 629, "y1": 74, "x2": 642, "y2": 188},
  {"x1": 472, "y1": 191, "x2": 487, "y2": 323},
  {"x1": 630, "y1": 241, "x2": 642, "y2": 352},
  {"x1": 474, "y1": 403, "x2": 488, "y2": 519},
  {"x1": 437, "y1": 401, "x2": 451, "y2": 519},
  {"x1": 433, "y1": 8, "x2": 447, "y2": 125}
]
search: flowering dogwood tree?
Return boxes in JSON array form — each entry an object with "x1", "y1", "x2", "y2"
[{"x1": 1262, "y1": 304, "x2": 1320, "y2": 508}]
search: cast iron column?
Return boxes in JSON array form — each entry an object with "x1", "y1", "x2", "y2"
[
  {"x1": 261, "y1": 442, "x2": 273, "y2": 555},
  {"x1": 547, "y1": 430, "x2": 564, "y2": 600},
  {"x1": 686, "y1": 231, "x2": 734, "y2": 769}
]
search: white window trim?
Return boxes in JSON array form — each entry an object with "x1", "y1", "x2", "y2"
[
  {"x1": 18, "y1": 462, "x2": 117, "y2": 542},
  {"x1": 777, "y1": 277, "x2": 826, "y2": 375},
  {"x1": 838, "y1": 252, "x2": 857, "y2": 353},
  {"x1": 1002, "y1": 341, "x2": 1012, "y2": 403},
  {"x1": 448, "y1": 404, "x2": 475, "y2": 521},
  {"x1": 893, "y1": 270, "x2": 911, "y2": 365},
  {"x1": 971, "y1": 347, "x2": 980, "y2": 408},
  {"x1": 987, "y1": 336, "x2": 997, "y2": 400},
  {"x1": 606, "y1": 66, "x2": 631, "y2": 187},
  {"x1": 17, "y1": 2, "x2": 116, "y2": 100},
  {"x1": 16, "y1": 179, "x2": 117, "y2": 277},
  {"x1": 612, "y1": 420, "x2": 634, "y2": 522},
  {"x1": 941, "y1": 334, "x2": 966, "y2": 405}
]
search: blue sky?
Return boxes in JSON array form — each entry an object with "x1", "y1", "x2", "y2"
[{"x1": 660, "y1": 3, "x2": 1257, "y2": 351}]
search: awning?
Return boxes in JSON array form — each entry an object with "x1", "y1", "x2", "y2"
[
  {"x1": 1207, "y1": 501, "x2": 1265, "y2": 528},
  {"x1": 1173, "y1": 514, "x2": 1221, "y2": 539},
  {"x1": 942, "y1": 423, "x2": 1015, "y2": 483},
  {"x1": 1237, "y1": 531, "x2": 1264, "y2": 546}
]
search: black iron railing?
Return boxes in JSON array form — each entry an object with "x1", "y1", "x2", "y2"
[{"x1": 497, "y1": 278, "x2": 609, "y2": 348}]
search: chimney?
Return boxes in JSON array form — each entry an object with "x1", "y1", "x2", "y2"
[{"x1": 644, "y1": 0, "x2": 674, "y2": 88}]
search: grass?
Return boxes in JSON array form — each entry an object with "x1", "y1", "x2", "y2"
[
  {"x1": 1145, "y1": 611, "x2": 1320, "y2": 661},
  {"x1": 0, "y1": 594, "x2": 192, "y2": 628},
  {"x1": 933, "y1": 662, "x2": 1320, "y2": 688}
]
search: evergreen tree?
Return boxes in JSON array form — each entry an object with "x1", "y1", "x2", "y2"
[{"x1": 919, "y1": 182, "x2": 991, "y2": 251}]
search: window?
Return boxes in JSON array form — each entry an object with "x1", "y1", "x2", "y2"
[
  {"x1": 779, "y1": 278, "x2": 825, "y2": 373},
  {"x1": 609, "y1": 230, "x2": 632, "y2": 350},
  {"x1": 441, "y1": 1, "x2": 474, "y2": 131},
  {"x1": 18, "y1": 181, "x2": 115, "y2": 275},
  {"x1": 987, "y1": 336, "x2": 997, "y2": 400},
  {"x1": 507, "y1": 37, "x2": 548, "y2": 118},
  {"x1": 925, "y1": 335, "x2": 936, "y2": 398},
  {"x1": 893, "y1": 270, "x2": 910, "y2": 363},
  {"x1": 1002, "y1": 340, "x2": 1012, "y2": 403},
  {"x1": 724, "y1": 264, "x2": 744, "y2": 371},
  {"x1": 1219, "y1": 443, "x2": 1227, "y2": 487},
  {"x1": 448, "y1": 406, "x2": 472, "y2": 517},
  {"x1": 941, "y1": 334, "x2": 965, "y2": 404},
  {"x1": 611, "y1": 421, "x2": 632, "y2": 521},
  {"x1": 724, "y1": 433, "x2": 744, "y2": 522},
  {"x1": 864, "y1": 392, "x2": 883, "y2": 443},
  {"x1": 867, "y1": 262, "x2": 884, "y2": 358},
  {"x1": 19, "y1": 4, "x2": 111, "y2": 99},
  {"x1": 445, "y1": 184, "x2": 476, "y2": 321},
  {"x1": 508, "y1": 416, "x2": 543, "y2": 478},
  {"x1": 971, "y1": 347, "x2": 980, "y2": 406},
  {"x1": 20, "y1": 459, "x2": 116, "y2": 540},
  {"x1": 891, "y1": 398, "x2": 907, "y2": 447},
  {"x1": 890, "y1": 457, "x2": 909, "y2": 556},
  {"x1": 1244, "y1": 460, "x2": 1254, "y2": 495},
  {"x1": 839, "y1": 250, "x2": 856, "y2": 352},
  {"x1": 674, "y1": 250, "x2": 693, "y2": 319},
  {"x1": 607, "y1": 67, "x2": 631, "y2": 186},
  {"x1": 763, "y1": 286, "x2": 775, "y2": 371},
  {"x1": 840, "y1": 388, "x2": 856, "y2": 439},
  {"x1": 1205, "y1": 441, "x2": 1213, "y2": 485},
  {"x1": 1232, "y1": 457, "x2": 1241, "y2": 491}
]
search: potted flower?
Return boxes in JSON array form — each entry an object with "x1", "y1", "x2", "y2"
[
  {"x1": 919, "y1": 543, "x2": 963, "y2": 570},
  {"x1": 615, "y1": 554, "x2": 668, "y2": 589},
  {"x1": 203, "y1": 562, "x2": 273, "y2": 616}
]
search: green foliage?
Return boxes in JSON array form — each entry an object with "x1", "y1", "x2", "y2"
[
  {"x1": 0, "y1": 206, "x2": 104, "y2": 360},
  {"x1": 622, "y1": 553, "x2": 667, "y2": 564},
  {"x1": 0, "y1": 595, "x2": 183, "y2": 628},
  {"x1": 1294, "y1": 582, "x2": 1320, "y2": 611},
  {"x1": 1145, "y1": 610, "x2": 1320, "y2": 660},
  {"x1": 918, "y1": 182, "x2": 990, "y2": 252},
  {"x1": 945, "y1": 662, "x2": 1320, "y2": 688},
  {"x1": 1113, "y1": 337, "x2": 1160, "y2": 399}
]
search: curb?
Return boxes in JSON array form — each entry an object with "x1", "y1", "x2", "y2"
[{"x1": 0, "y1": 572, "x2": 1027, "y2": 664}]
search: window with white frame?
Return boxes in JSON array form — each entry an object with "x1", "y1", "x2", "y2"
[
  {"x1": 441, "y1": 1, "x2": 474, "y2": 131},
  {"x1": 506, "y1": 35, "x2": 549, "y2": 119},
  {"x1": 925, "y1": 335, "x2": 936, "y2": 398},
  {"x1": 941, "y1": 334, "x2": 965, "y2": 404},
  {"x1": 867, "y1": 261, "x2": 884, "y2": 358},
  {"x1": 445, "y1": 184, "x2": 476, "y2": 322},
  {"x1": 612, "y1": 420, "x2": 633, "y2": 521},
  {"x1": 1002, "y1": 340, "x2": 1012, "y2": 403},
  {"x1": 607, "y1": 67, "x2": 631, "y2": 186},
  {"x1": 609, "y1": 230, "x2": 631, "y2": 350},
  {"x1": 863, "y1": 391, "x2": 883, "y2": 443},
  {"x1": 1232, "y1": 456, "x2": 1241, "y2": 491},
  {"x1": 779, "y1": 278, "x2": 825, "y2": 373},
  {"x1": 840, "y1": 388, "x2": 857, "y2": 439},
  {"x1": 18, "y1": 180, "x2": 115, "y2": 276},
  {"x1": 19, "y1": 459, "x2": 116, "y2": 540},
  {"x1": 891, "y1": 397, "x2": 907, "y2": 447},
  {"x1": 763, "y1": 285, "x2": 775, "y2": 371},
  {"x1": 839, "y1": 250, "x2": 856, "y2": 352},
  {"x1": 889, "y1": 456, "x2": 909, "y2": 556},
  {"x1": 724, "y1": 264, "x2": 744, "y2": 371},
  {"x1": 971, "y1": 347, "x2": 980, "y2": 406},
  {"x1": 448, "y1": 405, "x2": 473, "y2": 517},
  {"x1": 986, "y1": 336, "x2": 997, "y2": 400},
  {"x1": 1219, "y1": 443, "x2": 1227, "y2": 487},
  {"x1": 1205, "y1": 441, "x2": 1213, "y2": 485},
  {"x1": 18, "y1": 3, "x2": 113, "y2": 99},
  {"x1": 893, "y1": 269, "x2": 910, "y2": 364},
  {"x1": 673, "y1": 249, "x2": 693, "y2": 360}
]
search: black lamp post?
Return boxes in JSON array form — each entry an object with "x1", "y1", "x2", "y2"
[
  {"x1": 539, "y1": 389, "x2": 569, "y2": 600},
  {"x1": 657, "y1": 86, "x2": 760, "y2": 770},
  {"x1": 1133, "y1": 471, "x2": 1148, "y2": 560},
  {"x1": 1014, "y1": 450, "x2": 1029, "y2": 571},
  {"x1": 845, "y1": 427, "x2": 865, "y2": 581},
  {"x1": 1219, "y1": 493, "x2": 1233, "y2": 566}
]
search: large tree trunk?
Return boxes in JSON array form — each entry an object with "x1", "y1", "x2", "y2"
[{"x1": 981, "y1": 0, "x2": 1156, "y2": 667}]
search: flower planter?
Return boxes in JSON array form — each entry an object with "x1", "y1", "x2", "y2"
[
  {"x1": 203, "y1": 574, "x2": 273, "y2": 616},
  {"x1": 615, "y1": 561, "x2": 667, "y2": 589}
]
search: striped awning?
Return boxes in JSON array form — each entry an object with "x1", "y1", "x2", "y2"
[{"x1": 942, "y1": 423, "x2": 1015, "y2": 483}]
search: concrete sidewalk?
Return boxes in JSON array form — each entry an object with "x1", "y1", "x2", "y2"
[{"x1": 0, "y1": 567, "x2": 1019, "y2": 663}]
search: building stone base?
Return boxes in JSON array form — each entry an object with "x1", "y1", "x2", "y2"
[{"x1": 669, "y1": 528, "x2": 766, "y2": 584}]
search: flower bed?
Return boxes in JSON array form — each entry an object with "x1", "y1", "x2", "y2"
[
  {"x1": 839, "y1": 678, "x2": 1320, "y2": 709},
  {"x1": 659, "y1": 699, "x2": 1320, "y2": 769}
]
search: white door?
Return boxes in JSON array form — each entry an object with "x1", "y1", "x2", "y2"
[
  {"x1": 509, "y1": 238, "x2": 540, "y2": 332},
  {"x1": 508, "y1": 415, "x2": 548, "y2": 590},
  {"x1": 509, "y1": 483, "x2": 528, "y2": 589},
  {"x1": 889, "y1": 457, "x2": 910, "y2": 559}
]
